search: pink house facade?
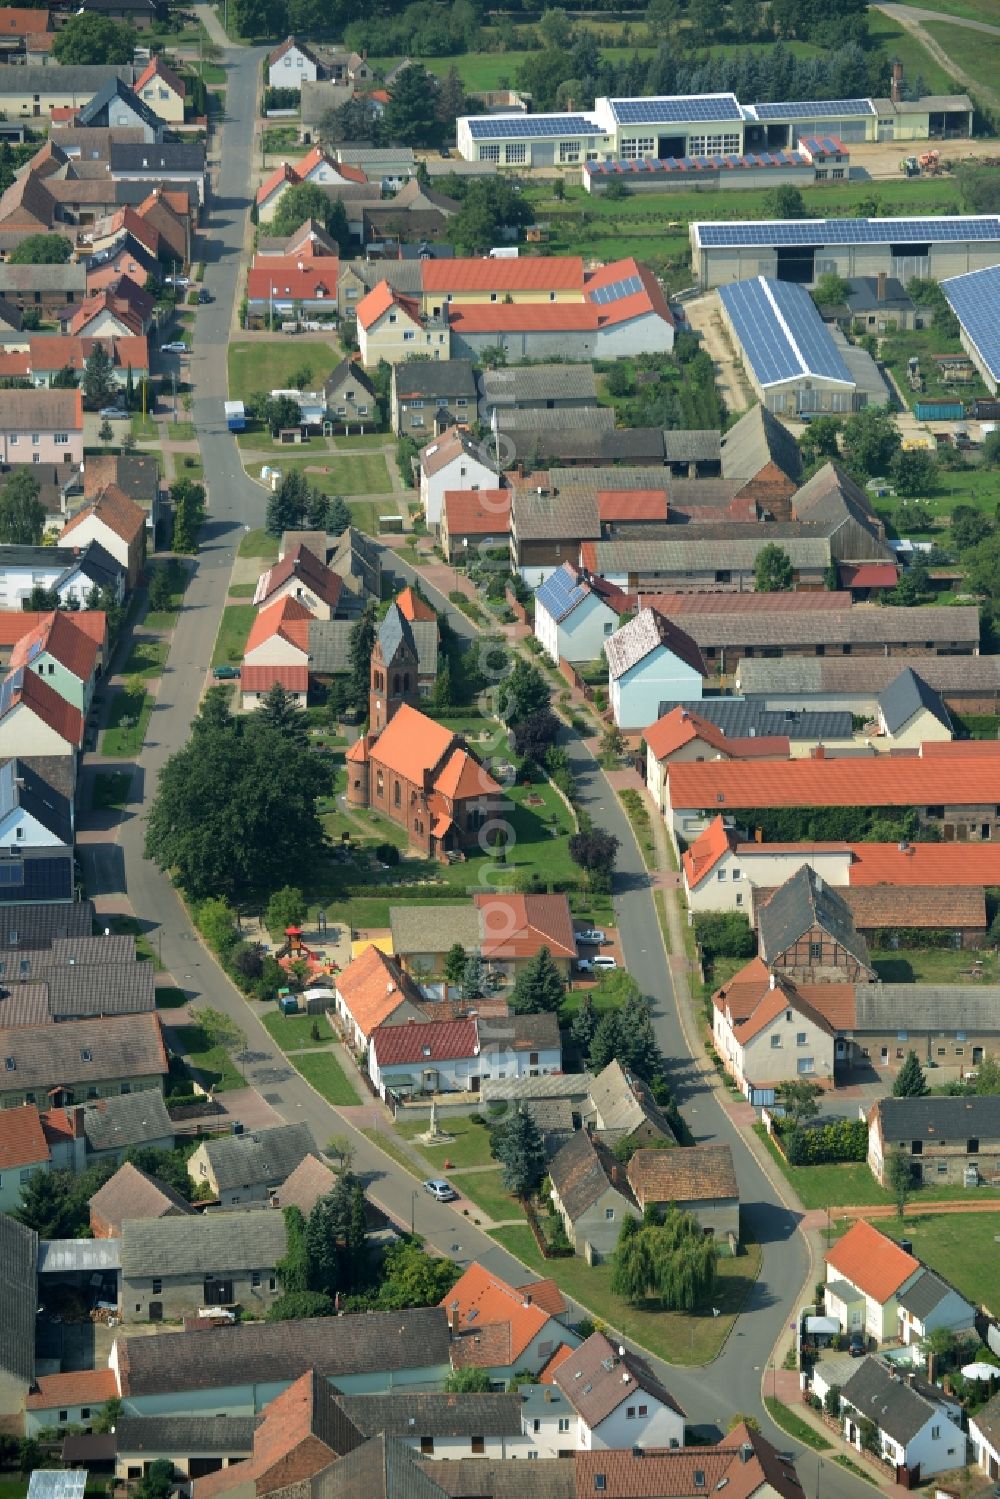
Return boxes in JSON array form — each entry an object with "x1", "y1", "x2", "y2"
[{"x1": 0, "y1": 389, "x2": 83, "y2": 467}]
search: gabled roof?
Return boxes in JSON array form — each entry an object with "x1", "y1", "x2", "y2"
[
  {"x1": 598, "y1": 487, "x2": 669, "y2": 522},
  {"x1": 719, "y1": 404, "x2": 803, "y2": 485},
  {"x1": 423, "y1": 257, "x2": 583, "y2": 294},
  {"x1": 548, "y1": 1128, "x2": 635, "y2": 1220},
  {"x1": 897, "y1": 1268, "x2": 966, "y2": 1322},
  {"x1": 0, "y1": 386, "x2": 81, "y2": 432},
  {"x1": 0, "y1": 1211, "x2": 37, "y2": 1385},
  {"x1": 89, "y1": 1160, "x2": 193, "y2": 1234},
  {"x1": 369, "y1": 702, "x2": 453, "y2": 784},
  {"x1": 627, "y1": 1143, "x2": 738, "y2": 1204},
  {"x1": 241, "y1": 664, "x2": 309, "y2": 695},
  {"x1": 575, "y1": 1428, "x2": 802, "y2": 1499},
  {"x1": 396, "y1": 358, "x2": 476, "y2": 400},
  {"x1": 371, "y1": 1017, "x2": 478, "y2": 1068},
  {"x1": 420, "y1": 426, "x2": 498, "y2": 480},
  {"x1": 82, "y1": 1087, "x2": 172, "y2": 1151},
  {"x1": 338, "y1": 1391, "x2": 523, "y2": 1439},
  {"x1": 666, "y1": 752, "x2": 1000, "y2": 811},
  {"x1": 552, "y1": 1331, "x2": 684, "y2": 1429},
  {"x1": 534, "y1": 562, "x2": 613, "y2": 625},
  {"x1": 26, "y1": 1368, "x2": 117, "y2": 1412},
  {"x1": 325, "y1": 357, "x2": 376, "y2": 399},
  {"x1": 826, "y1": 1220, "x2": 919, "y2": 1303},
  {"x1": 394, "y1": 585, "x2": 436, "y2": 623},
  {"x1": 273, "y1": 1152, "x2": 336, "y2": 1214},
  {"x1": 77, "y1": 76, "x2": 163, "y2": 133},
  {"x1": 326, "y1": 1436, "x2": 453, "y2": 1499},
  {"x1": 0, "y1": 1102, "x2": 49, "y2": 1170},
  {"x1": 356, "y1": 279, "x2": 423, "y2": 332},
  {"x1": 433, "y1": 746, "x2": 501, "y2": 802},
  {"x1": 474, "y1": 892, "x2": 576, "y2": 961},
  {"x1": 442, "y1": 488, "x2": 511, "y2": 538},
  {"x1": 0, "y1": 757, "x2": 71, "y2": 845},
  {"x1": 198, "y1": 1122, "x2": 314, "y2": 1193},
  {"x1": 442, "y1": 1262, "x2": 561, "y2": 1365},
  {"x1": 245, "y1": 594, "x2": 312, "y2": 656},
  {"x1": 872, "y1": 1093, "x2": 1000, "y2": 1144},
  {"x1": 253, "y1": 543, "x2": 342, "y2": 612},
  {"x1": 879, "y1": 667, "x2": 952, "y2": 736},
  {"x1": 682, "y1": 816, "x2": 737, "y2": 890},
  {"x1": 63, "y1": 484, "x2": 145, "y2": 548},
  {"x1": 604, "y1": 608, "x2": 706, "y2": 682},
  {"x1": 0, "y1": 667, "x2": 83, "y2": 748},
  {"x1": 269, "y1": 34, "x2": 320, "y2": 65},
  {"x1": 335, "y1": 942, "x2": 424, "y2": 1040},
  {"x1": 122, "y1": 1211, "x2": 288, "y2": 1278},
  {"x1": 588, "y1": 1058, "x2": 677, "y2": 1142},
  {"x1": 757, "y1": 865, "x2": 873, "y2": 974},
  {"x1": 840, "y1": 1356, "x2": 950, "y2": 1444},
  {"x1": 135, "y1": 55, "x2": 185, "y2": 97},
  {"x1": 649, "y1": 708, "x2": 789, "y2": 768}
]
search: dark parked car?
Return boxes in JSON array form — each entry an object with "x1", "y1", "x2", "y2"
[
  {"x1": 849, "y1": 1332, "x2": 866, "y2": 1357},
  {"x1": 212, "y1": 664, "x2": 240, "y2": 680}
]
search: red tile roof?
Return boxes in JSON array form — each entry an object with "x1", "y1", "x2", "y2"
[
  {"x1": 3, "y1": 667, "x2": 83, "y2": 746},
  {"x1": 449, "y1": 303, "x2": 600, "y2": 333},
  {"x1": 442, "y1": 488, "x2": 512, "y2": 537},
  {"x1": 442, "y1": 1263, "x2": 557, "y2": 1364},
  {"x1": 637, "y1": 590, "x2": 853, "y2": 616},
  {"x1": 433, "y1": 746, "x2": 501, "y2": 801},
  {"x1": 28, "y1": 335, "x2": 148, "y2": 375},
  {"x1": 647, "y1": 706, "x2": 788, "y2": 765},
  {"x1": 355, "y1": 280, "x2": 421, "y2": 331},
  {"x1": 256, "y1": 161, "x2": 298, "y2": 206},
  {"x1": 394, "y1": 586, "x2": 436, "y2": 623},
  {"x1": 681, "y1": 815, "x2": 736, "y2": 889},
  {"x1": 839, "y1": 563, "x2": 898, "y2": 589},
  {"x1": 585, "y1": 257, "x2": 675, "y2": 328},
  {"x1": 0, "y1": 9, "x2": 52, "y2": 33},
  {"x1": 423, "y1": 257, "x2": 584, "y2": 293},
  {"x1": 825, "y1": 1219, "x2": 920, "y2": 1303},
  {"x1": 474, "y1": 892, "x2": 576, "y2": 961},
  {"x1": 0, "y1": 1104, "x2": 49, "y2": 1170},
  {"x1": 9, "y1": 610, "x2": 98, "y2": 683},
  {"x1": 63, "y1": 484, "x2": 145, "y2": 547},
  {"x1": 241, "y1": 664, "x2": 309, "y2": 694},
  {"x1": 135, "y1": 56, "x2": 185, "y2": 97},
  {"x1": 848, "y1": 841, "x2": 1000, "y2": 886},
  {"x1": 520, "y1": 1278, "x2": 566, "y2": 1317},
  {"x1": 253, "y1": 544, "x2": 342, "y2": 612},
  {"x1": 667, "y1": 752, "x2": 1000, "y2": 811},
  {"x1": 336, "y1": 944, "x2": 421, "y2": 1040},
  {"x1": 27, "y1": 1369, "x2": 119, "y2": 1410},
  {"x1": 247, "y1": 264, "x2": 338, "y2": 301},
  {"x1": 598, "y1": 488, "x2": 668, "y2": 522},
  {"x1": 538, "y1": 1342, "x2": 576, "y2": 1383},
  {"x1": 371, "y1": 1017, "x2": 478, "y2": 1068},
  {"x1": 244, "y1": 596, "x2": 312, "y2": 657}
]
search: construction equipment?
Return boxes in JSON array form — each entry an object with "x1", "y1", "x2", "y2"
[
  {"x1": 918, "y1": 149, "x2": 941, "y2": 174},
  {"x1": 900, "y1": 156, "x2": 919, "y2": 176}
]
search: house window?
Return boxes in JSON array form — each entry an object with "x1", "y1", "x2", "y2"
[
  {"x1": 626, "y1": 1407, "x2": 636, "y2": 1419},
  {"x1": 605, "y1": 1207, "x2": 615, "y2": 1219},
  {"x1": 18, "y1": 1168, "x2": 31, "y2": 1183},
  {"x1": 252, "y1": 1271, "x2": 261, "y2": 1287},
  {"x1": 717, "y1": 869, "x2": 726, "y2": 881},
  {"x1": 797, "y1": 1033, "x2": 806, "y2": 1046},
  {"x1": 31, "y1": 434, "x2": 39, "y2": 446},
  {"x1": 968, "y1": 1138, "x2": 980, "y2": 1153},
  {"x1": 809, "y1": 941, "x2": 822, "y2": 960},
  {"x1": 152, "y1": 1278, "x2": 162, "y2": 1294},
  {"x1": 80, "y1": 1409, "x2": 90, "y2": 1421},
  {"x1": 54, "y1": 433, "x2": 68, "y2": 444},
  {"x1": 420, "y1": 1438, "x2": 434, "y2": 1455},
  {"x1": 932, "y1": 1427, "x2": 940, "y2": 1440},
  {"x1": 376, "y1": 771, "x2": 384, "y2": 797},
  {"x1": 911, "y1": 1140, "x2": 922, "y2": 1155},
  {"x1": 595, "y1": 1480, "x2": 606, "y2": 1493},
  {"x1": 471, "y1": 1437, "x2": 485, "y2": 1454},
  {"x1": 558, "y1": 1418, "x2": 570, "y2": 1432},
  {"x1": 771, "y1": 1034, "x2": 781, "y2": 1049},
  {"x1": 937, "y1": 1161, "x2": 947, "y2": 1173},
  {"x1": 735, "y1": 892, "x2": 744, "y2": 907},
  {"x1": 59, "y1": 1412, "x2": 67, "y2": 1423},
  {"x1": 638, "y1": 1405, "x2": 648, "y2": 1416},
  {"x1": 394, "y1": 780, "x2": 401, "y2": 807},
  {"x1": 797, "y1": 1058, "x2": 815, "y2": 1075}
]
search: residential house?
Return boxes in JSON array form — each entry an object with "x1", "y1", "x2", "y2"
[
  {"x1": 474, "y1": 892, "x2": 578, "y2": 982},
  {"x1": 111, "y1": 1308, "x2": 452, "y2": 1415},
  {"x1": 440, "y1": 488, "x2": 511, "y2": 563},
  {"x1": 324, "y1": 360, "x2": 377, "y2": 434},
  {"x1": 508, "y1": 479, "x2": 601, "y2": 587},
  {"x1": 0, "y1": 388, "x2": 82, "y2": 468},
  {"x1": 24, "y1": 1369, "x2": 118, "y2": 1438},
  {"x1": 355, "y1": 281, "x2": 448, "y2": 368},
  {"x1": 970, "y1": 1390, "x2": 1000, "y2": 1480},
  {"x1": 130, "y1": 187, "x2": 192, "y2": 260},
  {"x1": 443, "y1": 1263, "x2": 579, "y2": 1385},
  {"x1": 477, "y1": 1013, "x2": 562, "y2": 1083},
  {"x1": 134, "y1": 57, "x2": 186, "y2": 124},
  {"x1": 0, "y1": 1213, "x2": 37, "y2": 1427},
  {"x1": 333, "y1": 942, "x2": 426, "y2": 1052},
  {"x1": 337, "y1": 257, "x2": 422, "y2": 316},
  {"x1": 534, "y1": 562, "x2": 623, "y2": 666},
  {"x1": 252, "y1": 544, "x2": 342, "y2": 620},
  {"x1": 83, "y1": 453, "x2": 164, "y2": 540},
  {"x1": 368, "y1": 1017, "x2": 481, "y2": 1100},
  {"x1": 110, "y1": 150, "x2": 205, "y2": 213},
  {"x1": 268, "y1": 37, "x2": 321, "y2": 91},
  {"x1": 0, "y1": 64, "x2": 133, "y2": 122},
  {"x1": 711, "y1": 959, "x2": 843, "y2": 1101},
  {"x1": 0, "y1": 1012, "x2": 167, "y2": 1109},
  {"x1": 245, "y1": 256, "x2": 339, "y2": 324},
  {"x1": 718, "y1": 404, "x2": 803, "y2": 517},
  {"x1": 604, "y1": 608, "x2": 706, "y2": 730},
  {"x1": 0, "y1": 758, "x2": 73, "y2": 904},
  {"x1": 756, "y1": 866, "x2": 876, "y2": 984},
  {"x1": 550, "y1": 1331, "x2": 685, "y2": 1451},
  {"x1": 584, "y1": 1059, "x2": 678, "y2": 1151},
  {"x1": 89, "y1": 1160, "x2": 194, "y2": 1238},
  {"x1": 242, "y1": 596, "x2": 310, "y2": 674},
  {"x1": 113, "y1": 1415, "x2": 255, "y2": 1483},
  {"x1": 839, "y1": 1356, "x2": 963, "y2": 1481},
  {"x1": 478, "y1": 365, "x2": 598, "y2": 416},
  {"x1": 391, "y1": 359, "x2": 476, "y2": 440},
  {"x1": 0, "y1": 610, "x2": 104, "y2": 679},
  {"x1": 121, "y1": 1213, "x2": 287, "y2": 1323},
  {"x1": 548, "y1": 1130, "x2": 640, "y2": 1260},
  {"x1": 418, "y1": 426, "x2": 500, "y2": 530},
  {"x1": 0, "y1": 667, "x2": 83, "y2": 760},
  {"x1": 0, "y1": 899, "x2": 93, "y2": 952},
  {"x1": 336, "y1": 1391, "x2": 531, "y2": 1460},
  {"x1": 255, "y1": 147, "x2": 364, "y2": 223},
  {"x1": 187, "y1": 1122, "x2": 314, "y2": 1207},
  {"x1": 0, "y1": 1103, "x2": 52, "y2": 1211},
  {"x1": 61, "y1": 486, "x2": 145, "y2": 590},
  {"x1": 626, "y1": 1144, "x2": 739, "y2": 1242},
  {"x1": 735, "y1": 653, "x2": 1000, "y2": 718},
  {"x1": 20, "y1": 335, "x2": 150, "y2": 397},
  {"x1": 877, "y1": 667, "x2": 953, "y2": 746},
  {"x1": 69, "y1": 277, "x2": 154, "y2": 338},
  {"x1": 75, "y1": 78, "x2": 165, "y2": 144},
  {"x1": 79, "y1": 1089, "x2": 174, "y2": 1162},
  {"x1": 271, "y1": 1152, "x2": 337, "y2": 1214},
  {"x1": 824, "y1": 1219, "x2": 922, "y2": 1344},
  {"x1": 896, "y1": 1267, "x2": 976, "y2": 1349},
  {"x1": 648, "y1": 716, "x2": 805, "y2": 819},
  {"x1": 868, "y1": 1095, "x2": 1000, "y2": 1192}
]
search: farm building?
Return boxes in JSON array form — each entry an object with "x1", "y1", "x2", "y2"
[{"x1": 941, "y1": 264, "x2": 1000, "y2": 395}]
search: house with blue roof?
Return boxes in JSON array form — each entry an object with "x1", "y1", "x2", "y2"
[
  {"x1": 718, "y1": 275, "x2": 862, "y2": 417},
  {"x1": 534, "y1": 562, "x2": 622, "y2": 666}
]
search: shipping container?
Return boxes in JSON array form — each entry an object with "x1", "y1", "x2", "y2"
[
  {"x1": 972, "y1": 400, "x2": 1000, "y2": 421},
  {"x1": 914, "y1": 401, "x2": 965, "y2": 421}
]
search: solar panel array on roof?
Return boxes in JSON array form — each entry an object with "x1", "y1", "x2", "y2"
[
  {"x1": 696, "y1": 217, "x2": 1000, "y2": 247},
  {"x1": 467, "y1": 115, "x2": 599, "y2": 139},
  {"x1": 612, "y1": 94, "x2": 742, "y2": 124},
  {"x1": 750, "y1": 98, "x2": 874, "y2": 120},
  {"x1": 589, "y1": 274, "x2": 643, "y2": 305},
  {"x1": 719, "y1": 276, "x2": 853, "y2": 387},
  {"x1": 941, "y1": 264, "x2": 1000, "y2": 383},
  {"x1": 0, "y1": 669, "x2": 23, "y2": 720},
  {"x1": 535, "y1": 566, "x2": 590, "y2": 624}
]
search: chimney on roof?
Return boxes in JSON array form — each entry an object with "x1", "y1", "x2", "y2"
[
  {"x1": 741, "y1": 1444, "x2": 753, "y2": 1464},
  {"x1": 769, "y1": 973, "x2": 776, "y2": 990},
  {"x1": 73, "y1": 1105, "x2": 85, "y2": 1139},
  {"x1": 891, "y1": 61, "x2": 903, "y2": 105},
  {"x1": 813, "y1": 743, "x2": 825, "y2": 760},
  {"x1": 877, "y1": 271, "x2": 887, "y2": 303}
]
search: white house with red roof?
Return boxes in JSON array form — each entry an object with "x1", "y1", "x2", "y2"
[
  {"x1": 0, "y1": 1102, "x2": 52, "y2": 1211},
  {"x1": 256, "y1": 147, "x2": 365, "y2": 222},
  {"x1": 550, "y1": 1330, "x2": 685, "y2": 1452},
  {"x1": 9, "y1": 610, "x2": 101, "y2": 715},
  {"x1": 0, "y1": 665, "x2": 83, "y2": 758},
  {"x1": 333, "y1": 943, "x2": 426, "y2": 1052},
  {"x1": 61, "y1": 485, "x2": 146, "y2": 590},
  {"x1": 368, "y1": 1016, "x2": 481, "y2": 1099},
  {"x1": 443, "y1": 1262, "x2": 580, "y2": 1384},
  {"x1": 135, "y1": 56, "x2": 186, "y2": 123},
  {"x1": 645, "y1": 710, "x2": 792, "y2": 815},
  {"x1": 268, "y1": 36, "x2": 321, "y2": 90},
  {"x1": 824, "y1": 1219, "x2": 923, "y2": 1343},
  {"x1": 253, "y1": 543, "x2": 342, "y2": 620},
  {"x1": 243, "y1": 596, "x2": 311, "y2": 670},
  {"x1": 585, "y1": 258, "x2": 674, "y2": 356},
  {"x1": 417, "y1": 427, "x2": 499, "y2": 530}
]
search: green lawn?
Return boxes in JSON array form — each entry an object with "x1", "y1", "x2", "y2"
[
  {"x1": 131, "y1": 414, "x2": 158, "y2": 441},
  {"x1": 261, "y1": 1010, "x2": 332, "y2": 1050},
  {"x1": 923, "y1": 19, "x2": 1000, "y2": 94},
  {"x1": 227, "y1": 341, "x2": 340, "y2": 403},
  {"x1": 238, "y1": 527, "x2": 279, "y2": 560},
  {"x1": 763, "y1": 1398, "x2": 832, "y2": 1452},
  {"x1": 396, "y1": 1115, "x2": 495, "y2": 1168},
  {"x1": 104, "y1": 913, "x2": 163, "y2": 969},
  {"x1": 120, "y1": 638, "x2": 168, "y2": 680},
  {"x1": 172, "y1": 1022, "x2": 244, "y2": 1091},
  {"x1": 168, "y1": 421, "x2": 196, "y2": 440},
  {"x1": 293, "y1": 1049, "x2": 360, "y2": 1105},
  {"x1": 881, "y1": 1213, "x2": 1000, "y2": 1313},
  {"x1": 265, "y1": 453, "x2": 393, "y2": 497},
  {"x1": 867, "y1": 10, "x2": 958, "y2": 93},
  {"x1": 452, "y1": 1166, "x2": 525, "y2": 1223},
  {"x1": 335, "y1": 432, "x2": 390, "y2": 450},
  {"x1": 212, "y1": 604, "x2": 256, "y2": 667},
  {"x1": 872, "y1": 947, "x2": 998, "y2": 984},
  {"x1": 92, "y1": 770, "x2": 130, "y2": 811},
  {"x1": 905, "y1": 0, "x2": 1000, "y2": 22},
  {"x1": 101, "y1": 691, "x2": 154, "y2": 757},
  {"x1": 229, "y1": 582, "x2": 257, "y2": 598},
  {"x1": 874, "y1": 467, "x2": 1000, "y2": 545},
  {"x1": 491, "y1": 1223, "x2": 761, "y2": 1366}
]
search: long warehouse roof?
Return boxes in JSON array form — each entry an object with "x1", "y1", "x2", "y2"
[
  {"x1": 693, "y1": 216, "x2": 1000, "y2": 248},
  {"x1": 719, "y1": 275, "x2": 853, "y2": 387},
  {"x1": 941, "y1": 262, "x2": 1000, "y2": 385}
]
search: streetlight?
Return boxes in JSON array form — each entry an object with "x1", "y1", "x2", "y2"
[{"x1": 410, "y1": 1188, "x2": 418, "y2": 1237}]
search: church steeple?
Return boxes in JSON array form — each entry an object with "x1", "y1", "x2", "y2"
[{"x1": 369, "y1": 601, "x2": 420, "y2": 732}]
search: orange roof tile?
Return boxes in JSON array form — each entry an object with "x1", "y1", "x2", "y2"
[
  {"x1": 474, "y1": 892, "x2": 577, "y2": 961},
  {"x1": 538, "y1": 1342, "x2": 576, "y2": 1383},
  {"x1": 9, "y1": 611, "x2": 98, "y2": 683},
  {"x1": 27, "y1": 1369, "x2": 119, "y2": 1410},
  {"x1": 256, "y1": 161, "x2": 299, "y2": 207},
  {"x1": 370, "y1": 702, "x2": 454, "y2": 785},
  {"x1": 442, "y1": 1263, "x2": 555, "y2": 1363},
  {"x1": 193, "y1": 1370, "x2": 352, "y2": 1499},
  {"x1": 433, "y1": 746, "x2": 501, "y2": 802},
  {"x1": 3, "y1": 667, "x2": 83, "y2": 746},
  {"x1": 241, "y1": 664, "x2": 309, "y2": 694},
  {"x1": 520, "y1": 1278, "x2": 567, "y2": 1317},
  {"x1": 0, "y1": 9, "x2": 52, "y2": 34},
  {"x1": 335, "y1": 944, "x2": 421, "y2": 1040},
  {"x1": 449, "y1": 303, "x2": 599, "y2": 333},
  {"x1": 394, "y1": 586, "x2": 437, "y2": 623},
  {"x1": 0, "y1": 1104, "x2": 48, "y2": 1169},
  {"x1": 442, "y1": 488, "x2": 511, "y2": 537},
  {"x1": 848, "y1": 841, "x2": 1000, "y2": 887},
  {"x1": 63, "y1": 485, "x2": 145, "y2": 548},
  {"x1": 355, "y1": 280, "x2": 421, "y2": 332},
  {"x1": 135, "y1": 56, "x2": 185, "y2": 97},
  {"x1": 667, "y1": 753, "x2": 1000, "y2": 811},
  {"x1": 247, "y1": 264, "x2": 338, "y2": 301},
  {"x1": 244, "y1": 595, "x2": 312, "y2": 657},
  {"x1": 423, "y1": 257, "x2": 584, "y2": 293},
  {"x1": 598, "y1": 488, "x2": 668, "y2": 522},
  {"x1": 825, "y1": 1219, "x2": 920, "y2": 1303},
  {"x1": 681, "y1": 815, "x2": 736, "y2": 889},
  {"x1": 345, "y1": 734, "x2": 369, "y2": 764}
]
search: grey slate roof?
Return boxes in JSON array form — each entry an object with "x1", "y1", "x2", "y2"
[
  {"x1": 342, "y1": 259, "x2": 425, "y2": 296},
  {"x1": 329, "y1": 525, "x2": 381, "y2": 599},
  {"x1": 738, "y1": 653, "x2": 1000, "y2": 697},
  {"x1": 0, "y1": 263, "x2": 87, "y2": 293},
  {"x1": 0, "y1": 1211, "x2": 36, "y2": 1383},
  {"x1": 878, "y1": 667, "x2": 952, "y2": 735},
  {"x1": 325, "y1": 358, "x2": 376, "y2": 400},
  {"x1": 337, "y1": 1392, "x2": 524, "y2": 1438},
  {"x1": 757, "y1": 865, "x2": 872, "y2": 973},
  {"x1": 511, "y1": 487, "x2": 600, "y2": 543},
  {"x1": 0, "y1": 899, "x2": 93, "y2": 951},
  {"x1": 200, "y1": 1122, "x2": 314, "y2": 1192},
  {"x1": 109, "y1": 142, "x2": 205, "y2": 172},
  {"x1": 873, "y1": 1094, "x2": 1000, "y2": 1142},
  {"x1": 662, "y1": 429, "x2": 722, "y2": 463},
  {"x1": 855, "y1": 984, "x2": 1000, "y2": 1034},
  {"x1": 0, "y1": 1014, "x2": 165, "y2": 1094},
  {"x1": 0, "y1": 760, "x2": 71, "y2": 846},
  {"x1": 652, "y1": 698, "x2": 853, "y2": 741},
  {"x1": 481, "y1": 1073, "x2": 593, "y2": 1103},
  {"x1": 378, "y1": 601, "x2": 417, "y2": 667},
  {"x1": 552, "y1": 1331, "x2": 684, "y2": 1427},
  {"x1": 548, "y1": 1129, "x2": 631, "y2": 1220},
  {"x1": 897, "y1": 1269, "x2": 964, "y2": 1322},
  {"x1": 588, "y1": 1058, "x2": 677, "y2": 1142},
  {"x1": 720, "y1": 404, "x2": 802, "y2": 484},
  {"x1": 840, "y1": 1356, "x2": 951, "y2": 1444},
  {"x1": 120, "y1": 1210, "x2": 288, "y2": 1278},
  {"x1": 114, "y1": 1416, "x2": 256, "y2": 1456},
  {"x1": 592, "y1": 529, "x2": 832, "y2": 574},
  {"x1": 649, "y1": 605, "x2": 977, "y2": 651},
  {"x1": 45, "y1": 934, "x2": 137, "y2": 968},
  {"x1": 389, "y1": 903, "x2": 480, "y2": 956},
  {"x1": 77, "y1": 77, "x2": 162, "y2": 134},
  {"x1": 46, "y1": 961, "x2": 155, "y2": 1019},
  {"x1": 0, "y1": 65, "x2": 132, "y2": 96},
  {"x1": 496, "y1": 406, "x2": 612, "y2": 434},
  {"x1": 417, "y1": 1455, "x2": 574, "y2": 1499},
  {"x1": 604, "y1": 607, "x2": 705, "y2": 681},
  {"x1": 116, "y1": 1307, "x2": 451, "y2": 1396},
  {"x1": 83, "y1": 1087, "x2": 172, "y2": 1151},
  {"x1": 395, "y1": 359, "x2": 476, "y2": 400},
  {"x1": 319, "y1": 1436, "x2": 452, "y2": 1499},
  {"x1": 479, "y1": 365, "x2": 598, "y2": 408},
  {"x1": 308, "y1": 617, "x2": 437, "y2": 676}
]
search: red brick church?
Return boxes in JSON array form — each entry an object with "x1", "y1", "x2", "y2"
[{"x1": 345, "y1": 600, "x2": 501, "y2": 859}]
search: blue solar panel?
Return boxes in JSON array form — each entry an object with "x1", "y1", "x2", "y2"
[
  {"x1": 535, "y1": 567, "x2": 590, "y2": 624},
  {"x1": 751, "y1": 98, "x2": 874, "y2": 120},
  {"x1": 696, "y1": 217, "x2": 1000, "y2": 247},
  {"x1": 611, "y1": 94, "x2": 741, "y2": 124},
  {"x1": 0, "y1": 670, "x2": 23, "y2": 720},
  {"x1": 719, "y1": 276, "x2": 853, "y2": 387},
  {"x1": 467, "y1": 114, "x2": 598, "y2": 140},
  {"x1": 590, "y1": 274, "x2": 643, "y2": 305},
  {"x1": 941, "y1": 265, "x2": 1000, "y2": 383}
]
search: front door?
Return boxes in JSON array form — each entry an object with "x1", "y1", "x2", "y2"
[
  {"x1": 148, "y1": 1302, "x2": 162, "y2": 1321},
  {"x1": 880, "y1": 1047, "x2": 889, "y2": 1064},
  {"x1": 974, "y1": 1047, "x2": 984, "y2": 1064}
]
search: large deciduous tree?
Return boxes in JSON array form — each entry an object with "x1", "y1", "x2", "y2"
[
  {"x1": 53, "y1": 12, "x2": 134, "y2": 63},
  {"x1": 0, "y1": 471, "x2": 45, "y2": 546}
]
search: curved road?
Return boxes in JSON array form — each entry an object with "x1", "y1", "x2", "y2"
[{"x1": 82, "y1": 32, "x2": 870, "y2": 1499}]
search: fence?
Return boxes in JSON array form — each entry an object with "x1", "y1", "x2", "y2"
[
  {"x1": 505, "y1": 587, "x2": 531, "y2": 625},
  {"x1": 558, "y1": 657, "x2": 595, "y2": 700}
]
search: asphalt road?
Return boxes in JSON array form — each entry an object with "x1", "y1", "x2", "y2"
[{"x1": 79, "y1": 38, "x2": 872, "y2": 1498}]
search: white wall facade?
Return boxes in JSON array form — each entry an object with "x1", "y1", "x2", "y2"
[
  {"x1": 594, "y1": 311, "x2": 673, "y2": 359},
  {"x1": 535, "y1": 590, "x2": 619, "y2": 666},
  {"x1": 421, "y1": 451, "x2": 497, "y2": 529},
  {"x1": 269, "y1": 44, "x2": 319, "y2": 89},
  {"x1": 844, "y1": 1405, "x2": 963, "y2": 1478},
  {"x1": 686, "y1": 846, "x2": 854, "y2": 913},
  {"x1": 583, "y1": 1391, "x2": 685, "y2": 1451},
  {"x1": 478, "y1": 1041, "x2": 562, "y2": 1083}
]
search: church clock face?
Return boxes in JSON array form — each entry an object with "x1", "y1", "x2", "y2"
[{"x1": 376, "y1": 700, "x2": 382, "y2": 712}]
